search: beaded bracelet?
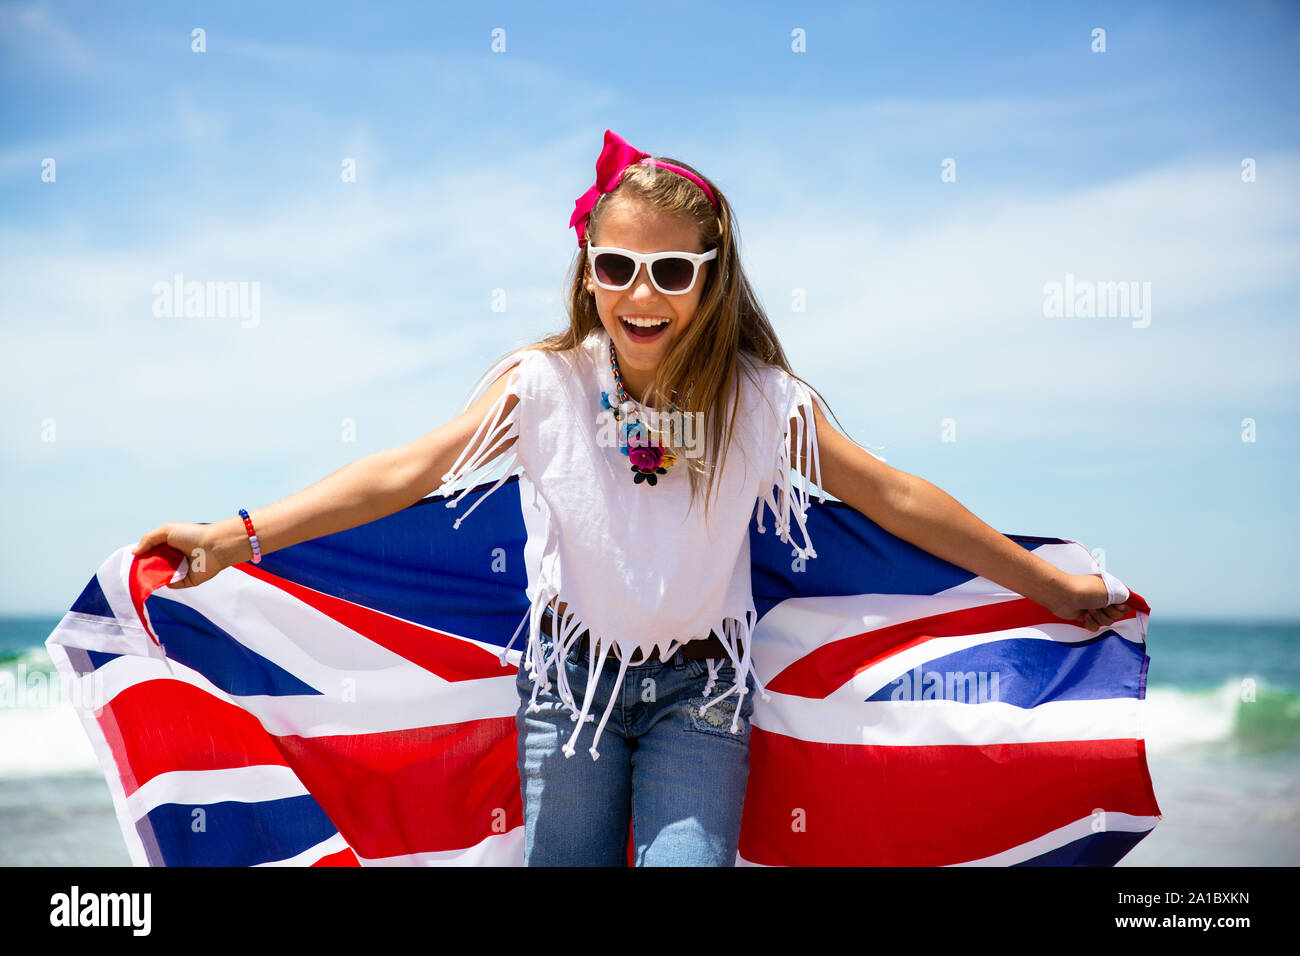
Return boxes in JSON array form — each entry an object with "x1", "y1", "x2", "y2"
[{"x1": 238, "y1": 508, "x2": 262, "y2": 564}]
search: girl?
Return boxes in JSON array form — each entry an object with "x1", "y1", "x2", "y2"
[{"x1": 132, "y1": 129, "x2": 1132, "y2": 867}]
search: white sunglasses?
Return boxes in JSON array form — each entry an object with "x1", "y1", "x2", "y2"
[{"x1": 587, "y1": 245, "x2": 718, "y2": 295}]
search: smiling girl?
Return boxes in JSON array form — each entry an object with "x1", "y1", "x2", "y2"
[{"x1": 133, "y1": 129, "x2": 1131, "y2": 867}]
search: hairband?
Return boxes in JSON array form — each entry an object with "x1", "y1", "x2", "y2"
[{"x1": 569, "y1": 129, "x2": 719, "y2": 247}]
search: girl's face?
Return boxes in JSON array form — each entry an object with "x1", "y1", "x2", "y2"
[{"x1": 583, "y1": 197, "x2": 710, "y2": 384}]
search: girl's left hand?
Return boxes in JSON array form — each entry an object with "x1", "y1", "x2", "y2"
[{"x1": 1045, "y1": 573, "x2": 1131, "y2": 633}]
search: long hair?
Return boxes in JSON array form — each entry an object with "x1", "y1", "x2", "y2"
[{"x1": 485, "y1": 151, "x2": 859, "y2": 523}]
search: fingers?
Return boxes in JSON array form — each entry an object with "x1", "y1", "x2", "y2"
[
  {"x1": 1081, "y1": 604, "x2": 1132, "y2": 632},
  {"x1": 131, "y1": 524, "x2": 169, "y2": 555}
]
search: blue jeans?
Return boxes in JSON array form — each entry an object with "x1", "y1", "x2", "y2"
[{"x1": 515, "y1": 628, "x2": 756, "y2": 866}]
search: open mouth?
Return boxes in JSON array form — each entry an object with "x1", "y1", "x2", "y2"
[{"x1": 620, "y1": 315, "x2": 670, "y2": 341}]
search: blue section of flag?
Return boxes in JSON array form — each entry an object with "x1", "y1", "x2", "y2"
[
  {"x1": 146, "y1": 794, "x2": 337, "y2": 866},
  {"x1": 1016, "y1": 829, "x2": 1150, "y2": 866},
  {"x1": 144, "y1": 598, "x2": 322, "y2": 697},
  {"x1": 70, "y1": 573, "x2": 114, "y2": 619},
  {"x1": 86, "y1": 649, "x2": 121, "y2": 670},
  {"x1": 866, "y1": 630, "x2": 1148, "y2": 705}
]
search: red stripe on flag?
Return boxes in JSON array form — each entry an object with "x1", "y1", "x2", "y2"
[
  {"x1": 98, "y1": 679, "x2": 291, "y2": 797},
  {"x1": 273, "y1": 717, "x2": 522, "y2": 858},
  {"x1": 739, "y1": 727, "x2": 1162, "y2": 866},
  {"x1": 765, "y1": 592, "x2": 1150, "y2": 699},
  {"x1": 236, "y1": 562, "x2": 517, "y2": 683},
  {"x1": 128, "y1": 545, "x2": 188, "y2": 646}
]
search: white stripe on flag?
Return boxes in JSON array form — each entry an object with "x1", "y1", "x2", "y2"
[
  {"x1": 753, "y1": 694, "x2": 1148, "y2": 746},
  {"x1": 124, "y1": 764, "x2": 311, "y2": 819}
]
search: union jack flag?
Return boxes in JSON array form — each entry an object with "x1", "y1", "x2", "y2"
[{"x1": 44, "y1": 476, "x2": 1160, "y2": 865}]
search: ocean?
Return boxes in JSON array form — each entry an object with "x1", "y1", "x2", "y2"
[{"x1": 1, "y1": 614, "x2": 1297, "y2": 866}]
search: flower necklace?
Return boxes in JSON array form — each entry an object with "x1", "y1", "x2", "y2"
[{"x1": 599, "y1": 339, "x2": 681, "y2": 486}]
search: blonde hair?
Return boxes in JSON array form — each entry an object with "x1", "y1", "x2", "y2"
[{"x1": 490, "y1": 153, "x2": 857, "y2": 522}]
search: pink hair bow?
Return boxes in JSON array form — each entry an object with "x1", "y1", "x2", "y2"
[{"x1": 569, "y1": 129, "x2": 718, "y2": 247}]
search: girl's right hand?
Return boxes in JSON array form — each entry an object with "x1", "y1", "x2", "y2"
[{"x1": 130, "y1": 522, "x2": 229, "y2": 589}]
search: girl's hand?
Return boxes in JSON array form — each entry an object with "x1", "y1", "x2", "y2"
[
  {"x1": 130, "y1": 522, "x2": 230, "y2": 589},
  {"x1": 1045, "y1": 573, "x2": 1131, "y2": 633}
]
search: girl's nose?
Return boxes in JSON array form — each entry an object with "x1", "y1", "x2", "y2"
[{"x1": 630, "y1": 265, "x2": 658, "y2": 297}]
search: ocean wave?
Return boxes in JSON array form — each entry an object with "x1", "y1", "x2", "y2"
[
  {"x1": 0, "y1": 699, "x2": 100, "y2": 777},
  {"x1": 0, "y1": 646, "x2": 56, "y2": 671},
  {"x1": 1144, "y1": 678, "x2": 1300, "y2": 756}
]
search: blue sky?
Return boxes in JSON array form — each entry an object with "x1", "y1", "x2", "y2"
[{"x1": 2, "y1": 0, "x2": 1297, "y2": 619}]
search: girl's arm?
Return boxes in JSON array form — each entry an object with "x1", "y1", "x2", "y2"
[
  {"x1": 796, "y1": 402, "x2": 1130, "y2": 632},
  {"x1": 133, "y1": 369, "x2": 519, "y2": 585}
]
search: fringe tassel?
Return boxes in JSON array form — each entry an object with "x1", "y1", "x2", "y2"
[
  {"x1": 754, "y1": 378, "x2": 826, "y2": 562},
  {"x1": 430, "y1": 356, "x2": 529, "y2": 529},
  {"x1": 698, "y1": 608, "x2": 773, "y2": 732}
]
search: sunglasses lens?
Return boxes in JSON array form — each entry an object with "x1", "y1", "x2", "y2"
[
  {"x1": 594, "y1": 252, "x2": 635, "y2": 287},
  {"x1": 652, "y1": 258, "x2": 694, "y2": 292}
]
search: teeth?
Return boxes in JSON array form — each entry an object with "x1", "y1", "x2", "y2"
[{"x1": 622, "y1": 316, "x2": 669, "y2": 328}]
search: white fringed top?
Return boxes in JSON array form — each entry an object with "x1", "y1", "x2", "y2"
[{"x1": 429, "y1": 327, "x2": 873, "y2": 761}]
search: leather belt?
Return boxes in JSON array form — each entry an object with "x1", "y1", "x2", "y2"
[{"x1": 541, "y1": 607, "x2": 736, "y2": 664}]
